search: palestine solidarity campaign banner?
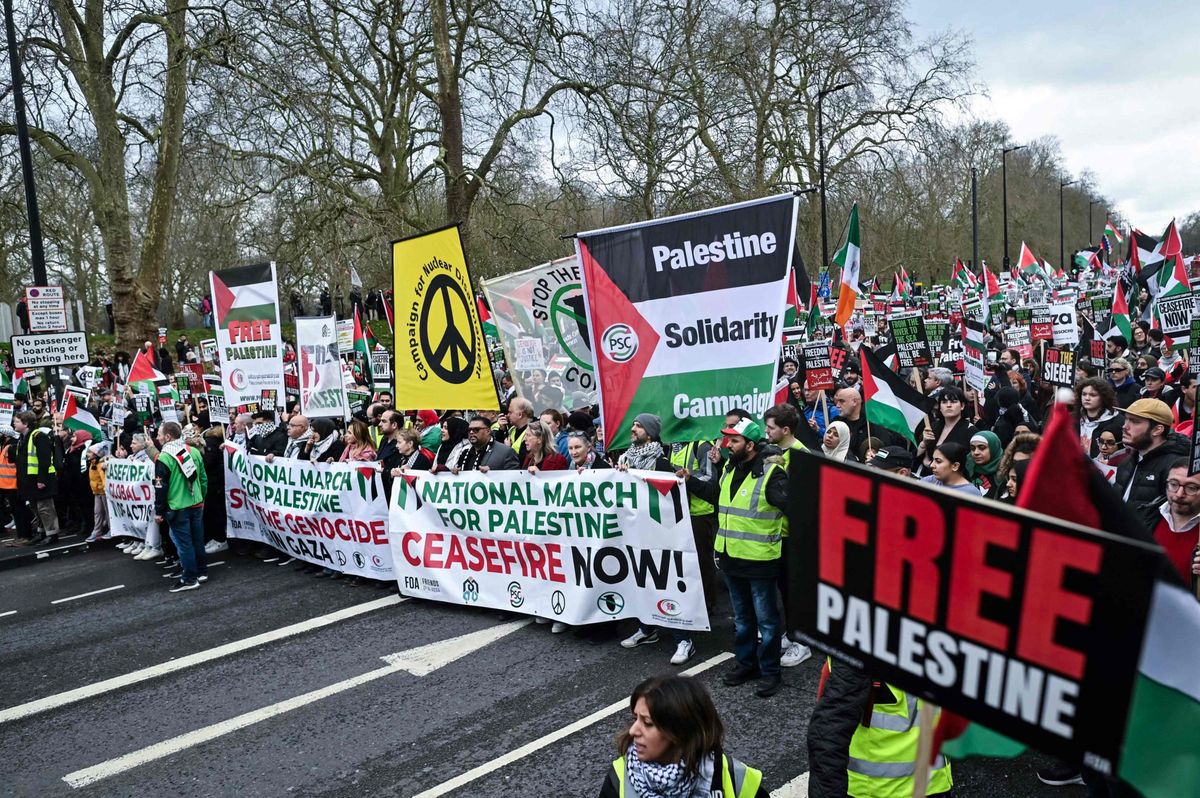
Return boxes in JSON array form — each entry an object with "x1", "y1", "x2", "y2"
[
  {"x1": 390, "y1": 469, "x2": 710, "y2": 630},
  {"x1": 224, "y1": 444, "x2": 394, "y2": 580},
  {"x1": 392, "y1": 224, "x2": 498, "y2": 410},
  {"x1": 482, "y1": 255, "x2": 597, "y2": 411},
  {"x1": 294, "y1": 315, "x2": 348, "y2": 419},
  {"x1": 577, "y1": 194, "x2": 797, "y2": 444},
  {"x1": 209, "y1": 262, "x2": 286, "y2": 408}
]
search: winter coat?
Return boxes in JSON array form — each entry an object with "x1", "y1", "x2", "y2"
[
  {"x1": 1079, "y1": 409, "x2": 1123, "y2": 458},
  {"x1": 16, "y1": 428, "x2": 59, "y2": 500}
]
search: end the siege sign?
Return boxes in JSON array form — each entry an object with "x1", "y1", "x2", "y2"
[{"x1": 787, "y1": 454, "x2": 1159, "y2": 772}]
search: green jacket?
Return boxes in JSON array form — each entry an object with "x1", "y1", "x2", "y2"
[{"x1": 154, "y1": 443, "x2": 208, "y2": 513}]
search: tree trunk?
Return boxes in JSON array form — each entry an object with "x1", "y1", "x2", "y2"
[{"x1": 430, "y1": 0, "x2": 468, "y2": 233}]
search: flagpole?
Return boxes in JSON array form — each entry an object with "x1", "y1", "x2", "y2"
[
  {"x1": 819, "y1": 391, "x2": 830, "y2": 429},
  {"x1": 910, "y1": 702, "x2": 937, "y2": 798}
]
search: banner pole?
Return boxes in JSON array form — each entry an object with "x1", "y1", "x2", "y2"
[
  {"x1": 820, "y1": 392, "x2": 830, "y2": 429},
  {"x1": 910, "y1": 701, "x2": 937, "y2": 797}
]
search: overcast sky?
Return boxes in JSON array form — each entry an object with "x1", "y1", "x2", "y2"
[{"x1": 908, "y1": 0, "x2": 1200, "y2": 232}]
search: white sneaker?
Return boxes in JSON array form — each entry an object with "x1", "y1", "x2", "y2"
[
  {"x1": 551, "y1": 621, "x2": 568, "y2": 634},
  {"x1": 136, "y1": 546, "x2": 163, "y2": 561},
  {"x1": 534, "y1": 617, "x2": 550, "y2": 625},
  {"x1": 670, "y1": 639, "x2": 696, "y2": 665},
  {"x1": 781, "y1": 641, "x2": 813, "y2": 668},
  {"x1": 126, "y1": 542, "x2": 144, "y2": 555},
  {"x1": 620, "y1": 629, "x2": 659, "y2": 649},
  {"x1": 204, "y1": 540, "x2": 228, "y2": 554},
  {"x1": 116, "y1": 541, "x2": 132, "y2": 551}
]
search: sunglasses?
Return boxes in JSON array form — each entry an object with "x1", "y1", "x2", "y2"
[{"x1": 468, "y1": 426, "x2": 488, "y2": 433}]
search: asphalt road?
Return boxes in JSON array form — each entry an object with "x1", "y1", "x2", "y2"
[{"x1": 0, "y1": 546, "x2": 1079, "y2": 797}]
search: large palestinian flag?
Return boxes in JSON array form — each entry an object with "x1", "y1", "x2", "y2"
[
  {"x1": 577, "y1": 194, "x2": 798, "y2": 445},
  {"x1": 859, "y1": 344, "x2": 930, "y2": 444}
]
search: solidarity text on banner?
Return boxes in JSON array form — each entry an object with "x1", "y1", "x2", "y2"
[
  {"x1": 481, "y1": 255, "x2": 597, "y2": 412},
  {"x1": 208, "y1": 262, "x2": 286, "y2": 408},
  {"x1": 576, "y1": 194, "x2": 797, "y2": 445},
  {"x1": 389, "y1": 469, "x2": 710, "y2": 630},
  {"x1": 392, "y1": 224, "x2": 498, "y2": 410},
  {"x1": 294, "y1": 315, "x2": 348, "y2": 419},
  {"x1": 104, "y1": 458, "x2": 157, "y2": 540},
  {"x1": 223, "y1": 444, "x2": 394, "y2": 580}
]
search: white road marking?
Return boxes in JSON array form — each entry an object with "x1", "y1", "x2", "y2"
[
  {"x1": 51, "y1": 585, "x2": 125, "y2": 605},
  {"x1": 0, "y1": 610, "x2": 16, "y2": 619},
  {"x1": 0, "y1": 594, "x2": 405, "y2": 725},
  {"x1": 410, "y1": 652, "x2": 734, "y2": 798},
  {"x1": 35, "y1": 542, "x2": 88, "y2": 559},
  {"x1": 61, "y1": 618, "x2": 529, "y2": 789},
  {"x1": 774, "y1": 771, "x2": 809, "y2": 797},
  {"x1": 208, "y1": 561, "x2": 226, "y2": 567}
]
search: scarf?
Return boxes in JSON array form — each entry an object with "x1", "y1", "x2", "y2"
[
  {"x1": 310, "y1": 433, "x2": 337, "y2": 461},
  {"x1": 284, "y1": 436, "x2": 305, "y2": 460},
  {"x1": 822, "y1": 420, "x2": 851, "y2": 462},
  {"x1": 619, "y1": 440, "x2": 663, "y2": 471},
  {"x1": 575, "y1": 450, "x2": 597, "y2": 470},
  {"x1": 625, "y1": 745, "x2": 700, "y2": 798},
  {"x1": 968, "y1": 431, "x2": 1002, "y2": 479},
  {"x1": 250, "y1": 422, "x2": 276, "y2": 440}
]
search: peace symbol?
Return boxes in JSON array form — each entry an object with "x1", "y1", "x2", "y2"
[
  {"x1": 551, "y1": 590, "x2": 566, "y2": 615},
  {"x1": 419, "y1": 274, "x2": 477, "y2": 383}
]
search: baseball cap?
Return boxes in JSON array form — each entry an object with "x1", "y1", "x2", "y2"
[
  {"x1": 1118, "y1": 398, "x2": 1173, "y2": 427},
  {"x1": 867, "y1": 445, "x2": 914, "y2": 471},
  {"x1": 1143, "y1": 367, "x2": 1167, "y2": 381},
  {"x1": 721, "y1": 418, "x2": 764, "y2": 442}
]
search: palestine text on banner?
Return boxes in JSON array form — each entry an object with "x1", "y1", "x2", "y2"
[
  {"x1": 392, "y1": 225, "x2": 498, "y2": 410},
  {"x1": 390, "y1": 468, "x2": 710, "y2": 630},
  {"x1": 576, "y1": 194, "x2": 797, "y2": 445},
  {"x1": 785, "y1": 450, "x2": 1161, "y2": 775},
  {"x1": 209, "y1": 262, "x2": 286, "y2": 408},
  {"x1": 294, "y1": 316, "x2": 348, "y2": 419},
  {"x1": 224, "y1": 444, "x2": 394, "y2": 580}
]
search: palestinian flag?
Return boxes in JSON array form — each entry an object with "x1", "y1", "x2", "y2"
[
  {"x1": 935, "y1": 405, "x2": 1200, "y2": 798},
  {"x1": 899, "y1": 264, "x2": 914, "y2": 297},
  {"x1": 353, "y1": 305, "x2": 373, "y2": 385},
  {"x1": 477, "y1": 295, "x2": 498, "y2": 339},
  {"x1": 1105, "y1": 218, "x2": 1124, "y2": 244},
  {"x1": 1016, "y1": 242, "x2": 1047, "y2": 283},
  {"x1": 382, "y1": 292, "x2": 395, "y2": 334},
  {"x1": 784, "y1": 269, "x2": 803, "y2": 328},
  {"x1": 983, "y1": 263, "x2": 1002, "y2": 298},
  {"x1": 62, "y1": 392, "x2": 102, "y2": 439},
  {"x1": 210, "y1": 262, "x2": 278, "y2": 329},
  {"x1": 833, "y1": 203, "x2": 861, "y2": 327},
  {"x1": 950, "y1": 259, "x2": 977, "y2": 291},
  {"x1": 805, "y1": 285, "x2": 822, "y2": 336},
  {"x1": 1110, "y1": 281, "x2": 1133, "y2": 341},
  {"x1": 1129, "y1": 229, "x2": 1162, "y2": 276},
  {"x1": 0, "y1": 368, "x2": 27, "y2": 397},
  {"x1": 859, "y1": 344, "x2": 929, "y2": 445},
  {"x1": 128, "y1": 347, "x2": 166, "y2": 389}
]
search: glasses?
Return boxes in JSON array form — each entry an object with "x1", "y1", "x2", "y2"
[
  {"x1": 1097, "y1": 439, "x2": 1119, "y2": 448},
  {"x1": 1166, "y1": 480, "x2": 1200, "y2": 496},
  {"x1": 468, "y1": 426, "x2": 488, "y2": 433},
  {"x1": 1108, "y1": 368, "x2": 1127, "y2": 374}
]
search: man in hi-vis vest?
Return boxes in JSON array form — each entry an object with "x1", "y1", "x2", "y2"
[
  {"x1": 14, "y1": 411, "x2": 60, "y2": 545},
  {"x1": 680, "y1": 418, "x2": 788, "y2": 698}
]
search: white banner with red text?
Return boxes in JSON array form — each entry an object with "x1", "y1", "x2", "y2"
[
  {"x1": 223, "y1": 443, "x2": 394, "y2": 580},
  {"x1": 389, "y1": 468, "x2": 710, "y2": 630}
]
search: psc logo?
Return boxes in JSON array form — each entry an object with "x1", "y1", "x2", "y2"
[
  {"x1": 507, "y1": 581, "x2": 524, "y2": 608},
  {"x1": 600, "y1": 324, "x2": 638, "y2": 364},
  {"x1": 656, "y1": 598, "x2": 681, "y2": 617}
]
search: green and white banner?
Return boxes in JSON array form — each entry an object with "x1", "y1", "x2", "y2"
[
  {"x1": 224, "y1": 443, "x2": 394, "y2": 580},
  {"x1": 482, "y1": 255, "x2": 596, "y2": 413},
  {"x1": 577, "y1": 194, "x2": 798, "y2": 444},
  {"x1": 104, "y1": 458, "x2": 157, "y2": 540},
  {"x1": 295, "y1": 315, "x2": 348, "y2": 419},
  {"x1": 389, "y1": 469, "x2": 710, "y2": 630}
]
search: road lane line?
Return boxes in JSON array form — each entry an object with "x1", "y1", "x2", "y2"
[
  {"x1": 0, "y1": 594, "x2": 405, "y2": 725},
  {"x1": 208, "y1": 561, "x2": 226, "y2": 567},
  {"x1": 0, "y1": 610, "x2": 16, "y2": 619},
  {"x1": 774, "y1": 771, "x2": 809, "y2": 797},
  {"x1": 61, "y1": 619, "x2": 529, "y2": 789},
  {"x1": 36, "y1": 542, "x2": 89, "y2": 559},
  {"x1": 51, "y1": 585, "x2": 125, "y2": 605},
  {"x1": 410, "y1": 652, "x2": 734, "y2": 798}
]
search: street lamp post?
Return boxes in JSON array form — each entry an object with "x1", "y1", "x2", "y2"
[
  {"x1": 1001, "y1": 145, "x2": 1025, "y2": 269},
  {"x1": 971, "y1": 168, "x2": 979, "y2": 274},
  {"x1": 817, "y1": 81, "x2": 854, "y2": 271},
  {"x1": 1088, "y1": 199, "x2": 1101, "y2": 245},
  {"x1": 1060, "y1": 178, "x2": 1077, "y2": 270}
]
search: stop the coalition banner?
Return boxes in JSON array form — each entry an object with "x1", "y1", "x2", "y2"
[
  {"x1": 104, "y1": 458, "x2": 157, "y2": 539},
  {"x1": 481, "y1": 255, "x2": 597, "y2": 412},
  {"x1": 389, "y1": 469, "x2": 710, "y2": 631},
  {"x1": 223, "y1": 443, "x2": 394, "y2": 580},
  {"x1": 577, "y1": 194, "x2": 798, "y2": 445}
]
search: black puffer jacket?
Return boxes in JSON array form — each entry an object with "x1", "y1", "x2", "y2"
[{"x1": 1113, "y1": 432, "x2": 1190, "y2": 531}]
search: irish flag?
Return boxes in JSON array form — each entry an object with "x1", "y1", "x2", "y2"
[
  {"x1": 210, "y1": 262, "x2": 278, "y2": 329},
  {"x1": 833, "y1": 203, "x2": 861, "y2": 327},
  {"x1": 859, "y1": 344, "x2": 928, "y2": 444},
  {"x1": 63, "y1": 393, "x2": 102, "y2": 439}
]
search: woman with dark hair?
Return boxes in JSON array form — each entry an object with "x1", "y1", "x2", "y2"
[
  {"x1": 991, "y1": 387, "x2": 1035, "y2": 449},
  {"x1": 433, "y1": 417, "x2": 470, "y2": 472},
  {"x1": 996, "y1": 432, "x2": 1041, "y2": 501},
  {"x1": 1004, "y1": 458, "x2": 1033, "y2": 505},
  {"x1": 1075, "y1": 377, "x2": 1122, "y2": 457},
  {"x1": 303, "y1": 418, "x2": 346, "y2": 463},
  {"x1": 916, "y1": 386, "x2": 976, "y2": 475},
  {"x1": 599, "y1": 675, "x2": 768, "y2": 798},
  {"x1": 920, "y1": 442, "x2": 980, "y2": 495}
]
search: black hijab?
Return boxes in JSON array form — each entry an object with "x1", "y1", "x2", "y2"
[{"x1": 436, "y1": 417, "x2": 470, "y2": 464}]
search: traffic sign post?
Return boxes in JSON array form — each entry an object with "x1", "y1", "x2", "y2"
[
  {"x1": 11, "y1": 331, "x2": 90, "y2": 370},
  {"x1": 25, "y1": 285, "x2": 67, "y2": 332}
]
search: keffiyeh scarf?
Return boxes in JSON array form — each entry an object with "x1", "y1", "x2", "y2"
[
  {"x1": 625, "y1": 745, "x2": 702, "y2": 798},
  {"x1": 619, "y1": 441, "x2": 663, "y2": 471}
]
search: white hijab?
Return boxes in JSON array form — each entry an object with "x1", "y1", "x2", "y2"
[{"x1": 822, "y1": 420, "x2": 852, "y2": 462}]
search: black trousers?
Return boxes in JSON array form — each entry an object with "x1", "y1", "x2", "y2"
[{"x1": 807, "y1": 661, "x2": 871, "y2": 798}]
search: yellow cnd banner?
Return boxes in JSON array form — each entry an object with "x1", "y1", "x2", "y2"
[{"x1": 392, "y1": 225, "x2": 499, "y2": 410}]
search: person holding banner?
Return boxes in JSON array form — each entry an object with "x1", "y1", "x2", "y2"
[
  {"x1": 339, "y1": 420, "x2": 377, "y2": 462},
  {"x1": 520, "y1": 422, "x2": 567, "y2": 473},
  {"x1": 567, "y1": 430, "x2": 609, "y2": 473},
  {"x1": 432, "y1": 417, "x2": 470, "y2": 473},
  {"x1": 302, "y1": 418, "x2": 346, "y2": 464},
  {"x1": 599, "y1": 675, "x2": 768, "y2": 798},
  {"x1": 452, "y1": 419, "x2": 519, "y2": 472},
  {"x1": 685, "y1": 418, "x2": 788, "y2": 698},
  {"x1": 154, "y1": 422, "x2": 209, "y2": 593}
]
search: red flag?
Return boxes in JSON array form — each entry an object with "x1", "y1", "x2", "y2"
[{"x1": 128, "y1": 347, "x2": 164, "y2": 384}]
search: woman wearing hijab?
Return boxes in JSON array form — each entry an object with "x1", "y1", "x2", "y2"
[
  {"x1": 433, "y1": 417, "x2": 470, "y2": 473},
  {"x1": 303, "y1": 418, "x2": 346, "y2": 463},
  {"x1": 821, "y1": 420, "x2": 852, "y2": 462},
  {"x1": 968, "y1": 431, "x2": 1003, "y2": 498}
]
